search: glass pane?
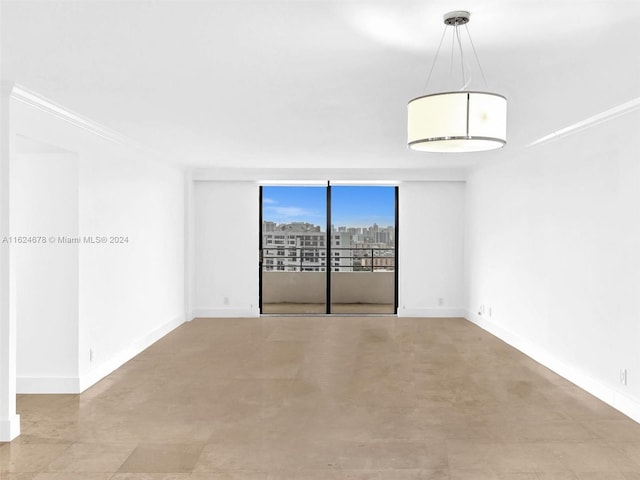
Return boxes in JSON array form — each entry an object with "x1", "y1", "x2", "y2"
[
  {"x1": 261, "y1": 186, "x2": 327, "y2": 314},
  {"x1": 330, "y1": 186, "x2": 396, "y2": 314}
]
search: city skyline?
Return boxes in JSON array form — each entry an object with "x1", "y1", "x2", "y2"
[
  {"x1": 261, "y1": 223, "x2": 395, "y2": 273},
  {"x1": 262, "y1": 220, "x2": 395, "y2": 232},
  {"x1": 263, "y1": 186, "x2": 395, "y2": 228}
]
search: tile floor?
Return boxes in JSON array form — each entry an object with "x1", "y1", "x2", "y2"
[{"x1": 1, "y1": 316, "x2": 640, "y2": 479}]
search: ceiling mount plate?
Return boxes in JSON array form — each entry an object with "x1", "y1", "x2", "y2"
[{"x1": 443, "y1": 11, "x2": 470, "y2": 26}]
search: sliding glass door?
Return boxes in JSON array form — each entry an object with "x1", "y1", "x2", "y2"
[
  {"x1": 330, "y1": 186, "x2": 396, "y2": 314},
  {"x1": 260, "y1": 186, "x2": 327, "y2": 314},
  {"x1": 259, "y1": 184, "x2": 397, "y2": 315}
]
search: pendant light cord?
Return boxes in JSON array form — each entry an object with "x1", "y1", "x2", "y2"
[
  {"x1": 424, "y1": 24, "x2": 447, "y2": 90},
  {"x1": 455, "y1": 24, "x2": 466, "y2": 89},
  {"x1": 424, "y1": 15, "x2": 488, "y2": 92},
  {"x1": 465, "y1": 23, "x2": 488, "y2": 88},
  {"x1": 449, "y1": 25, "x2": 455, "y2": 84}
]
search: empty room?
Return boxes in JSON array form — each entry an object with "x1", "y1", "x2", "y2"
[{"x1": 1, "y1": 0, "x2": 640, "y2": 478}]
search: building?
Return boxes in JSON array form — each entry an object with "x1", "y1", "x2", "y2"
[
  {"x1": 262, "y1": 224, "x2": 352, "y2": 272},
  {"x1": 262, "y1": 221, "x2": 277, "y2": 232},
  {"x1": 360, "y1": 254, "x2": 395, "y2": 271},
  {"x1": 1, "y1": 1, "x2": 640, "y2": 476}
]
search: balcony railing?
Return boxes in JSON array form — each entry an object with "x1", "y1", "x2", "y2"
[{"x1": 261, "y1": 247, "x2": 395, "y2": 272}]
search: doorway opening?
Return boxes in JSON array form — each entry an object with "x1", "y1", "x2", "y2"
[{"x1": 259, "y1": 183, "x2": 398, "y2": 315}]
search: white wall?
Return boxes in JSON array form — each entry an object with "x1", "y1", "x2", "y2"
[
  {"x1": 465, "y1": 110, "x2": 640, "y2": 422},
  {"x1": 11, "y1": 152, "x2": 79, "y2": 390},
  {"x1": 77, "y1": 139, "x2": 185, "y2": 390},
  {"x1": 9, "y1": 92, "x2": 186, "y2": 393},
  {"x1": 192, "y1": 180, "x2": 465, "y2": 317},
  {"x1": 398, "y1": 181, "x2": 466, "y2": 317},
  {"x1": 193, "y1": 181, "x2": 259, "y2": 317}
]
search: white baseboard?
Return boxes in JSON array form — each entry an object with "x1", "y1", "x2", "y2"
[
  {"x1": 398, "y1": 307, "x2": 466, "y2": 318},
  {"x1": 17, "y1": 376, "x2": 79, "y2": 394},
  {"x1": 0, "y1": 414, "x2": 21, "y2": 442},
  {"x1": 192, "y1": 307, "x2": 260, "y2": 319},
  {"x1": 16, "y1": 315, "x2": 185, "y2": 394},
  {"x1": 79, "y1": 314, "x2": 186, "y2": 392},
  {"x1": 465, "y1": 310, "x2": 640, "y2": 424}
]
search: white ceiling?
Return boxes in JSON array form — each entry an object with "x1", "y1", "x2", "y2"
[{"x1": 2, "y1": 0, "x2": 639, "y2": 170}]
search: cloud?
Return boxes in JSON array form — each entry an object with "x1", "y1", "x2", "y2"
[
  {"x1": 263, "y1": 197, "x2": 277, "y2": 204},
  {"x1": 269, "y1": 206, "x2": 313, "y2": 217}
]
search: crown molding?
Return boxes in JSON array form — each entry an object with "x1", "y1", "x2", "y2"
[
  {"x1": 527, "y1": 96, "x2": 640, "y2": 148},
  {"x1": 8, "y1": 84, "x2": 175, "y2": 165},
  {"x1": 10, "y1": 84, "x2": 133, "y2": 145}
]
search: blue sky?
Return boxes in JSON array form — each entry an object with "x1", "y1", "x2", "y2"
[{"x1": 262, "y1": 186, "x2": 395, "y2": 228}]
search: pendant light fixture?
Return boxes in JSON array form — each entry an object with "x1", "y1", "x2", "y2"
[{"x1": 407, "y1": 11, "x2": 507, "y2": 153}]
